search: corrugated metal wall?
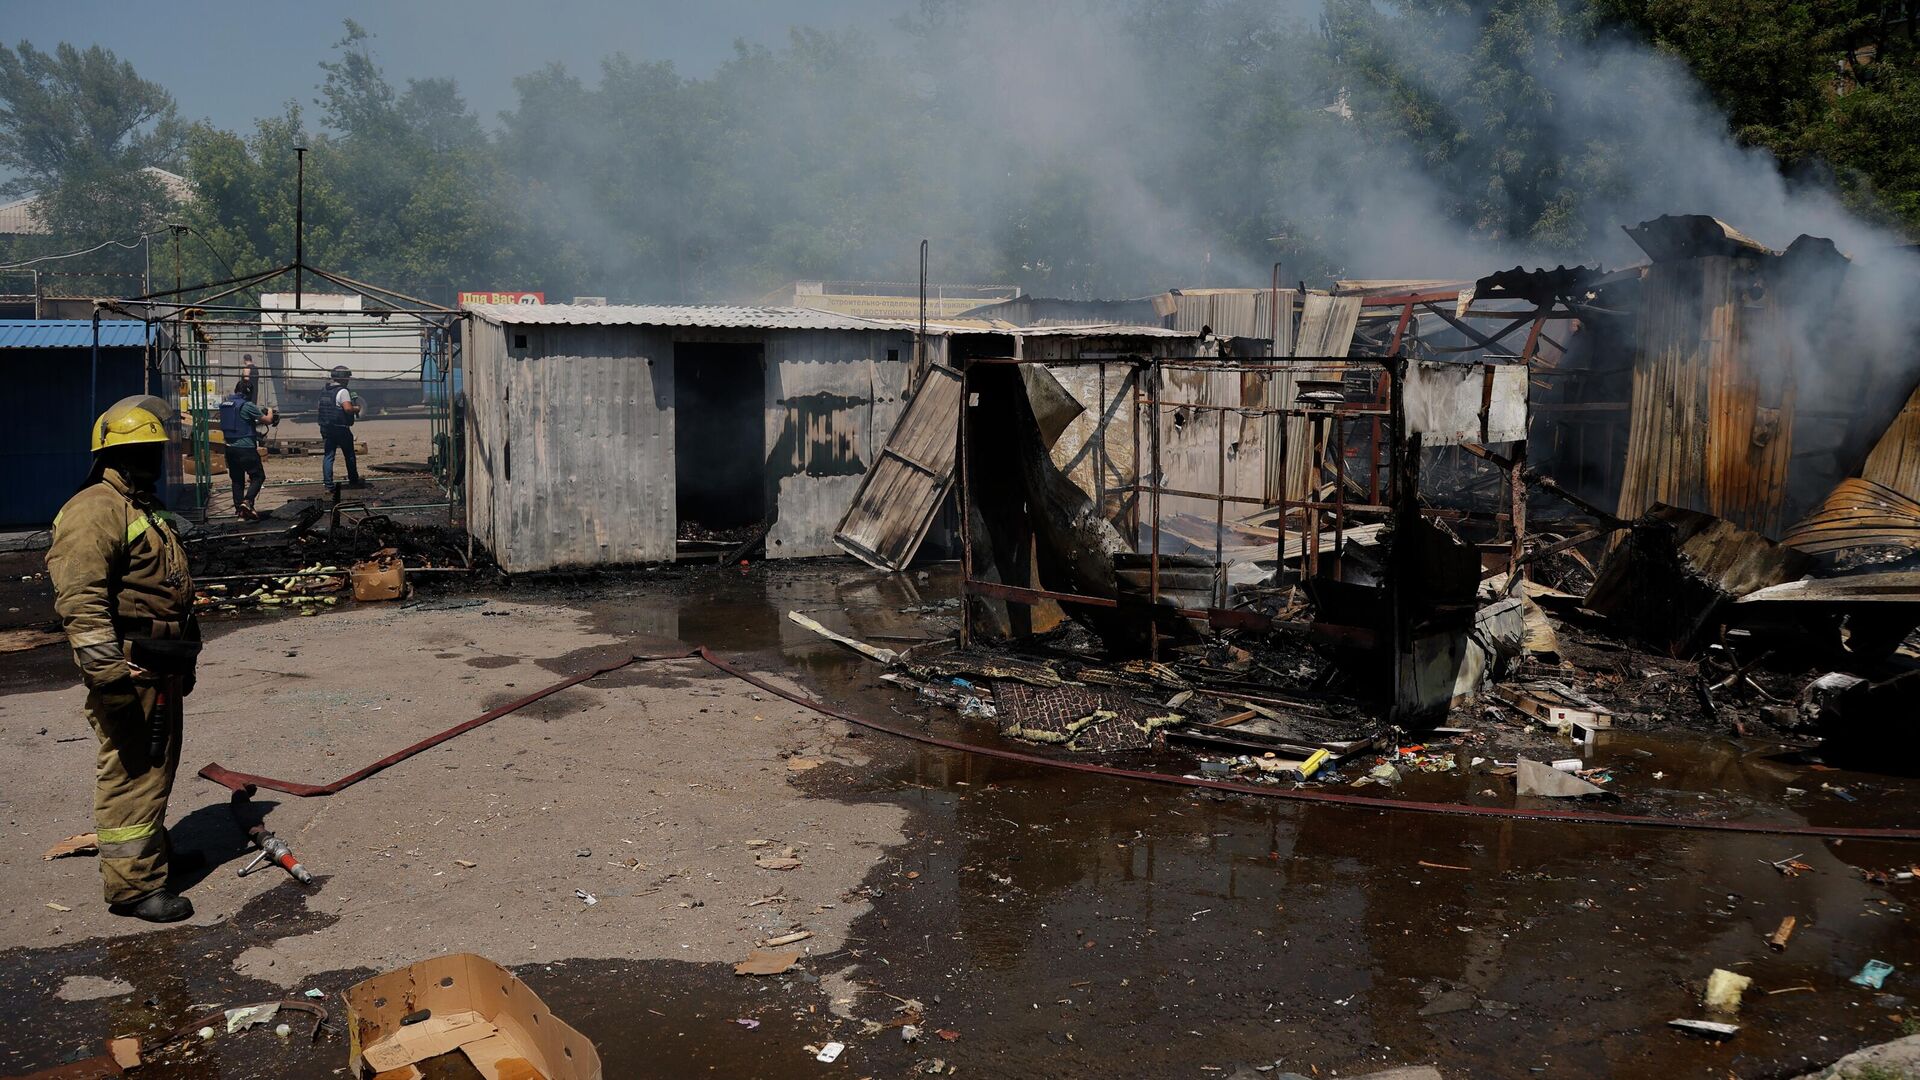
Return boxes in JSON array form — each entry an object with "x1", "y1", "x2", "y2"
[
  {"x1": 1, "y1": 345, "x2": 148, "y2": 526},
  {"x1": 1617, "y1": 256, "x2": 1797, "y2": 536},
  {"x1": 467, "y1": 320, "x2": 917, "y2": 570},
  {"x1": 468, "y1": 321, "x2": 677, "y2": 572},
  {"x1": 764, "y1": 329, "x2": 910, "y2": 557}
]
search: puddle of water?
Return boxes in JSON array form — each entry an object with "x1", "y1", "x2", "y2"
[{"x1": 6, "y1": 558, "x2": 1918, "y2": 1078}]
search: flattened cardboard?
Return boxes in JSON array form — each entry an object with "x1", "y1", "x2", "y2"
[
  {"x1": 351, "y1": 557, "x2": 405, "y2": 602},
  {"x1": 347, "y1": 953, "x2": 601, "y2": 1080}
]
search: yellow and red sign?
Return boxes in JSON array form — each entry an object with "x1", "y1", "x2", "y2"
[{"x1": 458, "y1": 291, "x2": 545, "y2": 307}]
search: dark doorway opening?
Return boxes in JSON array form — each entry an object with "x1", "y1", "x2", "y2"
[{"x1": 675, "y1": 341, "x2": 767, "y2": 535}]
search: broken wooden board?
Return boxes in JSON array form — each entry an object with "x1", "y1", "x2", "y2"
[
  {"x1": 832, "y1": 361, "x2": 963, "y2": 571},
  {"x1": 786, "y1": 610, "x2": 898, "y2": 665},
  {"x1": 1493, "y1": 684, "x2": 1611, "y2": 729}
]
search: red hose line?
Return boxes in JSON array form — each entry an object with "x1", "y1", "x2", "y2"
[{"x1": 202, "y1": 646, "x2": 1920, "y2": 842}]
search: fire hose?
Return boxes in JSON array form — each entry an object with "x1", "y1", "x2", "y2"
[{"x1": 200, "y1": 646, "x2": 1920, "y2": 882}]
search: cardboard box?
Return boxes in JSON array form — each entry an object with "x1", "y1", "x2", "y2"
[
  {"x1": 351, "y1": 555, "x2": 406, "y2": 602},
  {"x1": 345, "y1": 953, "x2": 601, "y2": 1080}
]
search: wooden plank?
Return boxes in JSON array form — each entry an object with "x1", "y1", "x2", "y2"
[{"x1": 832, "y1": 363, "x2": 964, "y2": 570}]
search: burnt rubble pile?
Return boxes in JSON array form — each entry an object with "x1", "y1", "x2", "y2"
[{"x1": 825, "y1": 215, "x2": 1920, "y2": 784}]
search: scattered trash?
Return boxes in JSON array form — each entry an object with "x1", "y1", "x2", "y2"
[
  {"x1": 575, "y1": 889, "x2": 598, "y2": 905},
  {"x1": 1550, "y1": 758, "x2": 1583, "y2": 772},
  {"x1": 454, "y1": 858, "x2": 477, "y2": 868},
  {"x1": 937, "y1": 1029, "x2": 960, "y2": 1042},
  {"x1": 1769, "y1": 916, "x2": 1797, "y2": 951},
  {"x1": 346, "y1": 953, "x2": 601, "y2": 1078},
  {"x1": 735, "y1": 1018, "x2": 761, "y2": 1030},
  {"x1": 1766, "y1": 853, "x2": 1813, "y2": 877},
  {"x1": 902, "y1": 1024, "x2": 921, "y2": 1042},
  {"x1": 1368, "y1": 764, "x2": 1401, "y2": 786},
  {"x1": 304, "y1": 988, "x2": 325, "y2": 999},
  {"x1": 1669, "y1": 1019, "x2": 1739, "y2": 1039},
  {"x1": 1516, "y1": 757, "x2": 1610, "y2": 798},
  {"x1": 274, "y1": 1023, "x2": 292, "y2": 1038},
  {"x1": 1851, "y1": 960, "x2": 1896, "y2": 989},
  {"x1": 756, "y1": 846, "x2": 805, "y2": 871},
  {"x1": 787, "y1": 610, "x2": 899, "y2": 665},
  {"x1": 760, "y1": 930, "x2": 813, "y2": 947},
  {"x1": 44, "y1": 902, "x2": 71, "y2": 912},
  {"x1": 815, "y1": 1040, "x2": 846, "y2": 1063},
  {"x1": 1703, "y1": 969, "x2": 1751, "y2": 1013},
  {"x1": 197, "y1": 1026, "x2": 216, "y2": 1041},
  {"x1": 734, "y1": 949, "x2": 803, "y2": 976},
  {"x1": 226, "y1": 1002, "x2": 280, "y2": 1033},
  {"x1": 349, "y1": 551, "x2": 407, "y2": 602},
  {"x1": 41, "y1": 833, "x2": 98, "y2": 860}
]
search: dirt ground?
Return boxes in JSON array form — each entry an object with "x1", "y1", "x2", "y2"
[{"x1": 0, "y1": 558, "x2": 1918, "y2": 1079}]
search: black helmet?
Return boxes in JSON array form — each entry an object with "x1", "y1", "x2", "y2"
[{"x1": 331, "y1": 365, "x2": 352, "y2": 382}]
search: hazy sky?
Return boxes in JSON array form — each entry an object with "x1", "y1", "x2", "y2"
[{"x1": 9, "y1": 1, "x2": 915, "y2": 132}]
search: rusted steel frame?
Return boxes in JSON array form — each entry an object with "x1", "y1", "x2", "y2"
[
  {"x1": 1460, "y1": 442, "x2": 1625, "y2": 527},
  {"x1": 1215, "y1": 380, "x2": 1227, "y2": 604},
  {"x1": 1386, "y1": 298, "x2": 1419, "y2": 356},
  {"x1": 1148, "y1": 356, "x2": 1163, "y2": 661},
  {"x1": 963, "y1": 579, "x2": 1272, "y2": 632},
  {"x1": 1520, "y1": 314, "x2": 1548, "y2": 363},
  {"x1": 1130, "y1": 363, "x2": 1143, "y2": 535},
  {"x1": 1332, "y1": 414, "x2": 1346, "y2": 579},
  {"x1": 957, "y1": 355, "x2": 975, "y2": 649},
  {"x1": 1306, "y1": 414, "x2": 1324, "y2": 578},
  {"x1": 1367, "y1": 290, "x2": 1464, "y2": 310},
  {"x1": 1275, "y1": 374, "x2": 1291, "y2": 585},
  {"x1": 1134, "y1": 483, "x2": 1267, "y2": 506},
  {"x1": 1418, "y1": 301, "x2": 1539, "y2": 354},
  {"x1": 1096, "y1": 361, "x2": 1108, "y2": 517},
  {"x1": 1510, "y1": 440, "x2": 1529, "y2": 587}
]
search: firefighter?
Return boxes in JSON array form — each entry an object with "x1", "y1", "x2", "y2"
[{"x1": 46, "y1": 395, "x2": 201, "y2": 922}]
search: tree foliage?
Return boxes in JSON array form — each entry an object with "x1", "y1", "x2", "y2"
[{"x1": 2, "y1": 6, "x2": 1918, "y2": 301}]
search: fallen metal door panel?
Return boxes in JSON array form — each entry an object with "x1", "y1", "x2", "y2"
[{"x1": 832, "y1": 362, "x2": 963, "y2": 570}]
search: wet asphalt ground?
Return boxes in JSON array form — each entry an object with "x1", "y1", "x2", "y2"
[{"x1": 1, "y1": 556, "x2": 1916, "y2": 1078}]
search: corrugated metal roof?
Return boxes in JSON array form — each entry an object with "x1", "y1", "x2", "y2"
[
  {"x1": 467, "y1": 303, "x2": 1199, "y2": 339},
  {"x1": 464, "y1": 303, "x2": 891, "y2": 331},
  {"x1": 0, "y1": 320, "x2": 153, "y2": 349}
]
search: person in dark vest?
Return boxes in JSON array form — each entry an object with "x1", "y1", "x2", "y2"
[
  {"x1": 218, "y1": 382, "x2": 277, "y2": 520},
  {"x1": 317, "y1": 364, "x2": 364, "y2": 493},
  {"x1": 235, "y1": 355, "x2": 258, "y2": 403}
]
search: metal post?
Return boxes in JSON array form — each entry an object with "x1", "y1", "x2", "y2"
[
  {"x1": 1305, "y1": 413, "x2": 1323, "y2": 579},
  {"x1": 1332, "y1": 414, "x2": 1345, "y2": 581},
  {"x1": 1214, "y1": 378, "x2": 1226, "y2": 606},
  {"x1": 1147, "y1": 357, "x2": 1163, "y2": 662},
  {"x1": 294, "y1": 146, "x2": 307, "y2": 307},
  {"x1": 1096, "y1": 360, "x2": 1107, "y2": 518},
  {"x1": 1275, "y1": 382, "x2": 1289, "y2": 585},
  {"x1": 957, "y1": 354, "x2": 974, "y2": 650},
  {"x1": 1129, "y1": 364, "x2": 1141, "y2": 536},
  {"x1": 1510, "y1": 439, "x2": 1529, "y2": 587}
]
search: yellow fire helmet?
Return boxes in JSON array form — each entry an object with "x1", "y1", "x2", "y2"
[{"x1": 91, "y1": 394, "x2": 174, "y2": 453}]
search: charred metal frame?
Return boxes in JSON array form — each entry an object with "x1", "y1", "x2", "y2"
[
  {"x1": 107, "y1": 263, "x2": 467, "y2": 525},
  {"x1": 955, "y1": 289, "x2": 1570, "y2": 717}
]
